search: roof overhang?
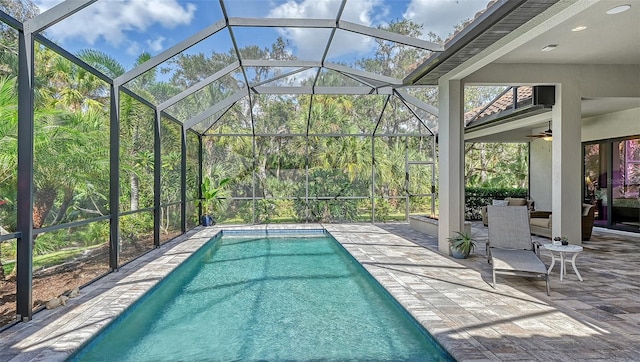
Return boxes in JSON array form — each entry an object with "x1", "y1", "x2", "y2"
[{"x1": 404, "y1": 0, "x2": 559, "y2": 86}]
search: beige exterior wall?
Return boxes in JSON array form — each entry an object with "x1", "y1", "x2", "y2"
[{"x1": 582, "y1": 107, "x2": 640, "y2": 142}]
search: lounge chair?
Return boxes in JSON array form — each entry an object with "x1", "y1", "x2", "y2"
[{"x1": 487, "y1": 205, "x2": 550, "y2": 295}]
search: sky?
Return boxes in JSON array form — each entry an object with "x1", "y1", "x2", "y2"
[{"x1": 33, "y1": 0, "x2": 488, "y2": 72}]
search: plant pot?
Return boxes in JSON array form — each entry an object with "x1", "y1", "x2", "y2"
[
  {"x1": 451, "y1": 248, "x2": 470, "y2": 259},
  {"x1": 201, "y1": 215, "x2": 214, "y2": 226}
]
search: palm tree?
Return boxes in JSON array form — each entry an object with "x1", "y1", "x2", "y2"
[
  {"x1": 0, "y1": 76, "x2": 18, "y2": 280},
  {"x1": 79, "y1": 50, "x2": 163, "y2": 212}
]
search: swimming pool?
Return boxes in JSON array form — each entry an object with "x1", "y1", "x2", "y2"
[{"x1": 71, "y1": 230, "x2": 452, "y2": 361}]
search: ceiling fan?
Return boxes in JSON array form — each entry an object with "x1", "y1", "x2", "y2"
[{"x1": 526, "y1": 121, "x2": 552, "y2": 141}]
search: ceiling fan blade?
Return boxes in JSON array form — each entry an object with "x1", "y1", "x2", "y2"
[{"x1": 526, "y1": 127, "x2": 552, "y2": 138}]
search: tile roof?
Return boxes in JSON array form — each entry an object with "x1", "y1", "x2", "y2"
[
  {"x1": 464, "y1": 86, "x2": 533, "y2": 125},
  {"x1": 445, "y1": 0, "x2": 499, "y2": 46}
]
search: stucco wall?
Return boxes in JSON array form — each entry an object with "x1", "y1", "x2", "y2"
[
  {"x1": 530, "y1": 107, "x2": 640, "y2": 212},
  {"x1": 582, "y1": 107, "x2": 640, "y2": 142}
]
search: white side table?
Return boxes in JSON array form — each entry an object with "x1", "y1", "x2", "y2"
[{"x1": 543, "y1": 243, "x2": 584, "y2": 281}]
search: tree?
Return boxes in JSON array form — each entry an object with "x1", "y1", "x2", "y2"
[
  {"x1": 0, "y1": 76, "x2": 17, "y2": 280},
  {"x1": 464, "y1": 142, "x2": 529, "y2": 188},
  {"x1": 0, "y1": 0, "x2": 38, "y2": 76},
  {"x1": 80, "y1": 50, "x2": 159, "y2": 212}
]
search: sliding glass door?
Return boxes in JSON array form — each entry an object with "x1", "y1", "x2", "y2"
[{"x1": 584, "y1": 137, "x2": 640, "y2": 232}]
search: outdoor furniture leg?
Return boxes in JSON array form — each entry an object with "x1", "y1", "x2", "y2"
[
  {"x1": 560, "y1": 252, "x2": 565, "y2": 282},
  {"x1": 547, "y1": 252, "x2": 556, "y2": 275},
  {"x1": 545, "y1": 275, "x2": 550, "y2": 296},
  {"x1": 492, "y1": 270, "x2": 496, "y2": 288},
  {"x1": 570, "y1": 252, "x2": 583, "y2": 281}
]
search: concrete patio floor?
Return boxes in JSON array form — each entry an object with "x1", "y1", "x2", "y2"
[
  {"x1": 373, "y1": 222, "x2": 640, "y2": 361},
  {"x1": 0, "y1": 222, "x2": 638, "y2": 361}
]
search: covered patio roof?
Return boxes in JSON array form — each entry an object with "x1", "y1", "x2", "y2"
[
  {"x1": 424, "y1": 0, "x2": 639, "y2": 254},
  {"x1": 410, "y1": 0, "x2": 640, "y2": 143}
]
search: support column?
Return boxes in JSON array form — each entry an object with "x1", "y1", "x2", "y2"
[
  {"x1": 16, "y1": 29, "x2": 34, "y2": 321},
  {"x1": 109, "y1": 84, "x2": 120, "y2": 269},
  {"x1": 180, "y1": 126, "x2": 187, "y2": 232},
  {"x1": 437, "y1": 79, "x2": 465, "y2": 254},
  {"x1": 153, "y1": 109, "x2": 161, "y2": 247},
  {"x1": 551, "y1": 82, "x2": 583, "y2": 244},
  {"x1": 197, "y1": 134, "x2": 203, "y2": 223}
]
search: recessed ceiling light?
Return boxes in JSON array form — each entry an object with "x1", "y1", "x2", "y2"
[
  {"x1": 571, "y1": 26, "x2": 587, "y2": 32},
  {"x1": 541, "y1": 44, "x2": 558, "y2": 52},
  {"x1": 606, "y1": 4, "x2": 631, "y2": 14}
]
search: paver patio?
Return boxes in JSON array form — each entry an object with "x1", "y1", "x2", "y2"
[{"x1": 0, "y1": 222, "x2": 638, "y2": 361}]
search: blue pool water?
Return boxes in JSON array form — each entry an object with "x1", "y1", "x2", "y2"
[{"x1": 71, "y1": 230, "x2": 452, "y2": 361}]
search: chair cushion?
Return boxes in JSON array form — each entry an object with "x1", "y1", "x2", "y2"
[
  {"x1": 506, "y1": 198, "x2": 527, "y2": 206},
  {"x1": 530, "y1": 217, "x2": 551, "y2": 228},
  {"x1": 491, "y1": 249, "x2": 547, "y2": 275},
  {"x1": 492, "y1": 199, "x2": 509, "y2": 206}
]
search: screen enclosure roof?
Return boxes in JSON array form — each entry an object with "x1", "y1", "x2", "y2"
[{"x1": 9, "y1": 0, "x2": 503, "y2": 135}]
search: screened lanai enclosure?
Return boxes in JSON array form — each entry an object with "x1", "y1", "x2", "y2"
[{"x1": 0, "y1": 0, "x2": 493, "y2": 325}]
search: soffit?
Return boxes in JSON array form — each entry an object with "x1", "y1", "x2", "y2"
[{"x1": 405, "y1": 0, "x2": 560, "y2": 86}]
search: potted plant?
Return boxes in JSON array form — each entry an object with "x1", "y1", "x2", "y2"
[
  {"x1": 553, "y1": 236, "x2": 569, "y2": 246},
  {"x1": 198, "y1": 176, "x2": 230, "y2": 226},
  {"x1": 447, "y1": 231, "x2": 477, "y2": 259}
]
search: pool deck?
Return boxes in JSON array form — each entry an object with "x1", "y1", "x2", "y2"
[{"x1": 1, "y1": 222, "x2": 639, "y2": 361}]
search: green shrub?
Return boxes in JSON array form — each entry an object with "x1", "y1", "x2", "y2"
[{"x1": 465, "y1": 187, "x2": 528, "y2": 220}]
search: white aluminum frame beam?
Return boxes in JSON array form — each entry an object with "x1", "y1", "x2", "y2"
[
  {"x1": 324, "y1": 63, "x2": 401, "y2": 86},
  {"x1": 225, "y1": 18, "x2": 442, "y2": 52},
  {"x1": 338, "y1": 21, "x2": 443, "y2": 51},
  {"x1": 332, "y1": 71, "x2": 377, "y2": 88},
  {"x1": 316, "y1": 86, "x2": 383, "y2": 95},
  {"x1": 184, "y1": 90, "x2": 246, "y2": 129},
  {"x1": 252, "y1": 86, "x2": 386, "y2": 95},
  {"x1": 24, "y1": 0, "x2": 96, "y2": 34},
  {"x1": 394, "y1": 89, "x2": 438, "y2": 116},
  {"x1": 250, "y1": 67, "x2": 313, "y2": 88},
  {"x1": 228, "y1": 17, "x2": 334, "y2": 28},
  {"x1": 115, "y1": 19, "x2": 227, "y2": 85},
  {"x1": 397, "y1": 97, "x2": 436, "y2": 136},
  {"x1": 157, "y1": 61, "x2": 240, "y2": 111},
  {"x1": 192, "y1": 101, "x2": 237, "y2": 133},
  {"x1": 243, "y1": 60, "x2": 322, "y2": 68},
  {"x1": 252, "y1": 86, "x2": 312, "y2": 94}
]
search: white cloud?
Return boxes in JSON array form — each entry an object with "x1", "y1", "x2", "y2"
[
  {"x1": 146, "y1": 36, "x2": 166, "y2": 52},
  {"x1": 267, "y1": 0, "x2": 382, "y2": 59},
  {"x1": 35, "y1": 0, "x2": 196, "y2": 49},
  {"x1": 403, "y1": 0, "x2": 487, "y2": 41},
  {"x1": 340, "y1": 0, "x2": 384, "y2": 25},
  {"x1": 126, "y1": 41, "x2": 141, "y2": 56}
]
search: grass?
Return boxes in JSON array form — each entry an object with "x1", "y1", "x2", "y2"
[{"x1": 2, "y1": 244, "x2": 103, "y2": 276}]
